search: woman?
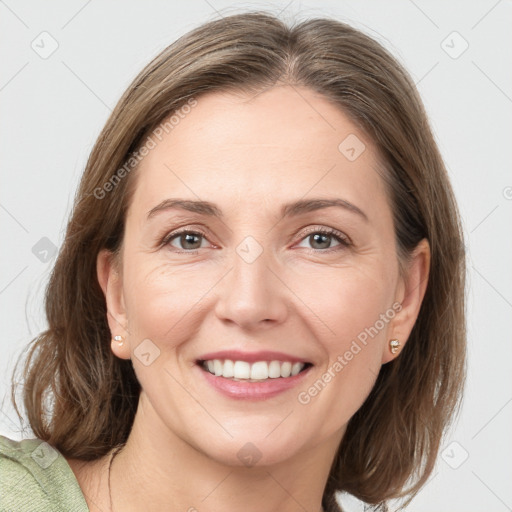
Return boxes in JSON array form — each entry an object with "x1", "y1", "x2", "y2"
[{"x1": 2, "y1": 11, "x2": 466, "y2": 512}]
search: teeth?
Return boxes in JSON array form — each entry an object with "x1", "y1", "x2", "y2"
[
  {"x1": 233, "y1": 360, "x2": 250, "y2": 379},
  {"x1": 268, "y1": 360, "x2": 281, "y2": 378},
  {"x1": 250, "y1": 361, "x2": 268, "y2": 380},
  {"x1": 214, "y1": 359, "x2": 223, "y2": 376},
  {"x1": 202, "y1": 359, "x2": 307, "y2": 380},
  {"x1": 280, "y1": 361, "x2": 292, "y2": 378},
  {"x1": 222, "y1": 359, "x2": 234, "y2": 378},
  {"x1": 291, "y1": 362, "x2": 303, "y2": 376}
]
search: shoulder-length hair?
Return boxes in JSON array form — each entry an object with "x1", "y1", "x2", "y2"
[{"x1": 12, "y1": 11, "x2": 466, "y2": 511}]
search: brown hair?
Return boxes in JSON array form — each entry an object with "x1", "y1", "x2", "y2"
[{"x1": 11, "y1": 10, "x2": 466, "y2": 510}]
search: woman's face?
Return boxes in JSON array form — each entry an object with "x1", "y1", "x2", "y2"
[{"x1": 100, "y1": 85, "x2": 427, "y2": 467}]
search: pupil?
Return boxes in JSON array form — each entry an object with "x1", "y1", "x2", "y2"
[
  {"x1": 311, "y1": 233, "x2": 330, "y2": 249},
  {"x1": 182, "y1": 233, "x2": 200, "y2": 249}
]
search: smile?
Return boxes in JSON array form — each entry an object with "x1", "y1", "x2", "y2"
[{"x1": 199, "y1": 359, "x2": 312, "y2": 381}]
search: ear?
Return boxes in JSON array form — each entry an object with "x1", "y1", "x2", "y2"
[
  {"x1": 382, "y1": 238, "x2": 430, "y2": 364},
  {"x1": 97, "y1": 248, "x2": 131, "y2": 360}
]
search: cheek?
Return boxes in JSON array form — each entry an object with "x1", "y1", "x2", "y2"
[
  {"x1": 122, "y1": 258, "x2": 221, "y2": 344},
  {"x1": 291, "y1": 267, "x2": 393, "y2": 432},
  {"x1": 292, "y1": 263, "x2": 394, "y2": 350}
]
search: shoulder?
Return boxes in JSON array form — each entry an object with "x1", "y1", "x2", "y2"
[{"x1": 0, "y1": 434, "x2": 89, "y2": 512}]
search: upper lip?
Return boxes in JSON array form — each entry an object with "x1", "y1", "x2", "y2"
[{"x1": 197, "y1": 350, "x2": 312, "y2": 364}]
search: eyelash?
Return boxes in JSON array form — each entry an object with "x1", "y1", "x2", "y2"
[{"x1": 161, "y1": 226, "x2": 351, "y2": 254}]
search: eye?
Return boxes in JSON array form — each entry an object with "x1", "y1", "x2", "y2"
[
  {"x1": 163, "y1": 229, "x2": 211, "y2": 252},
  {"x1": 296, "y1": 227, "x2": 350, "y2": 252},
  {"x1": 161, "y1": 226, "x2": 350, "y2": 253}
]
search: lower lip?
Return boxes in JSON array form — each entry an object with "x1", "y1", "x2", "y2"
[{"x1": 197, "y1": 364, "x2": 312, "y2": 400}]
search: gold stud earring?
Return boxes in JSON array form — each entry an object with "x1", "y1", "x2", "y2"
[
  {"x1": 389, "y1": 339, "x2": 400, "y2": 354},
  {"x1": 113, "y1": 335, "x2": 124, "y2": 346}
]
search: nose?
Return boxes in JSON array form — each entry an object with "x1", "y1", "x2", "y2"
[{"x1": 214, "y1": 246, "x2": 289, "y2": 331}]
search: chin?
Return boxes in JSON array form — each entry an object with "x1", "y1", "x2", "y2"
[{"x1": 194, "y1": 428, "x2": 310, "y2": 469}]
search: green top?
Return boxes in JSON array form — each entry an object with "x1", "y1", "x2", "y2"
[{"x1": 0, "y1": 434, "x2": 89, "y2": 512}]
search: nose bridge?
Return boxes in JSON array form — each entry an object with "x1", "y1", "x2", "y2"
[{"x1": 214, "y1": 235, "x2": 288, "y2": 328}]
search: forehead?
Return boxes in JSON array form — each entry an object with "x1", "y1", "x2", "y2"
[{"x1": 129, "y1": 85, "x2": 387, "y2": 219}]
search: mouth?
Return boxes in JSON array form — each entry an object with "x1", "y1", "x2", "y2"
[
  {"x1": 194, "y1": 350, "x2": 314, "y2": 399},
  {"x1": 197, "y1": 358, "x2": 313, "y2": 382}
]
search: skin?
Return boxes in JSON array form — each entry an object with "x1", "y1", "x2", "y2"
[{"x1": 66, "y1": 85, "x2": 429, "y2": 512}]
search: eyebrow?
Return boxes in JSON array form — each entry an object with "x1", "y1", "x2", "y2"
[{"x1": 146, "y1": 197, "x2": 368, "y2": 222}]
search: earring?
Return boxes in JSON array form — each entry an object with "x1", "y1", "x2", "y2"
[
  {"x1": 389, "y1": 339, "x2": 400, "y2": 354},
  {"x1": 113, "y1": 335, "x2": 124, "y2": 346}
]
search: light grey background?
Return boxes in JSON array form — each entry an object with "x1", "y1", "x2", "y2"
[{"x1": 1, "y1": 1, "x2": 511, "y2": 511}]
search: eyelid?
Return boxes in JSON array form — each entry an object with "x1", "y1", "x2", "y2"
[{"x1": 173, "y1": 226, "x2": 208, "y2": 238}]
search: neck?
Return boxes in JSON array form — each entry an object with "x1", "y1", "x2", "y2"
[{"x1": 110, "y1": 393, "x2": 342, "y2": 512}]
